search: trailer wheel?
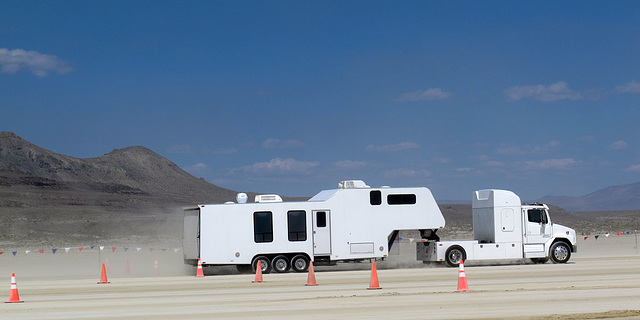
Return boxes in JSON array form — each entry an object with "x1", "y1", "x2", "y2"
[
  {"x1": 550, "y1": 242, "x2": 571, "y2": 264},
  {"x1": 291, "y1": 255, "x2": 310, "y2": 272},
  {"x1": 272, "y1": 255, "x2": 291, "y2": 273},
  {"x1": 252, "y1": 256, "x2": 272, "y2": 274},
  {"x1": 445, "y1": 246, "x2": 466, "y2": 267}
]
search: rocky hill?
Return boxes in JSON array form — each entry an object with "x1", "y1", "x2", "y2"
[{"x1": 0, "y1": 132, "x2": 247, "y2": 248}]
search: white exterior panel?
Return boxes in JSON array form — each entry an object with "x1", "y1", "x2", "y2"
[{"x1": 188, "y1": 183, "x2": 445, "y2": 266}]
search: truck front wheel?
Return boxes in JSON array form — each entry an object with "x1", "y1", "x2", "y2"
[
  {"x1": 445, "y1": 246, "x2": 466, "y2": 267},
  {"x1": 550, "y1": 242, "x2": 571, "y2": 264}
]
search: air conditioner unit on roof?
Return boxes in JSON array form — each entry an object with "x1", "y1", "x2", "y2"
[
  {"x1": 255, "y1": 194, "x2": 283, "y2": 203},
  {"x1": 339, "y1": 180, "x2": 370, "y2": 189}
]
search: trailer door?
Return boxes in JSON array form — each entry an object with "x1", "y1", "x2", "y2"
[
  {"x1": 183, "y1": 207, "x2": 200, "y2": 262},
  {"x1": 313, "y1": 210, "x2": 331, "y2": 256}
]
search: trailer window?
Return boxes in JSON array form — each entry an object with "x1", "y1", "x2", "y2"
[
  {"x1": 387, "y1": 194, "x2": 416, "y2": 205},
  {"x1": 316, "y1": 211, "x2": 327, "y2": 228},
  {"x1": 370, "y1": 190, "x2": 382, "y2": 205},
  {"x1": 254, "y1": 211, "x2": 273, "y2": 243},
  {"x1": 287, "y1": 210, "x2": 307, "y2": 241}
]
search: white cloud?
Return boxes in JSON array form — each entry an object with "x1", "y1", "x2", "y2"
[
  {"x1": 166, "y1": 144, "x2": 193, "y2": 154},
  {"x1": 626, "y1": 164, "x2": 640, "y2": 172},
  {"x1": 456, "y1": 167, "x2": 473, "y2": 173},
  {"x1": 0, "y1": 48, "x2": 73, "y2": 77},
  {"x1": 334, "y1": 160, "x2": 368, "y2": 170},
  {"x1": 233, "y1": 158, "x2": 319, "y2": 174},
  {"x1": 614, "y1": 81, "x2": 640, "y2": 94},
  {"x1": 397, "y1": 88, "x2": 451, "y2": 102},
  {"x1": 496, "y1": 141, "x2": 561, "y2": 155},
  {"x1": 485, "y1": 160, "x2": 504, "y2": 167},
  {"x1": 184, "y1": 162, "x2": 208, "y2": 174},
  {"x1": 608, "y1": 140, "x2": 628, "y2": 150},
  {"x1": 504, "y1": 81, "x2": 582, "y2": 102},
  {"x1": 383, "y1": 168, "x2": 431, "y2": 178},
  {"x1": 366, "y1": 142, "x2": 420, "y2": 152},
  {"x1": 203, "y1": 147, "x2": 237, "y2": 155},
  {"x1": 261, "y1": 138, "x2": 305, "y2": 149},
  {"x1": 524, "y1": 158, "x2": 576, "y2": 170}
]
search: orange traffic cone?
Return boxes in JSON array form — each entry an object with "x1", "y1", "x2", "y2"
[
  {"x1": 456, "y1": 260, "x2": 471, "y2": 292},
  {"x1": 367, "y1": 261, "x2": 381, "y2": 290},
  {"x1": 5, "y1": 273, "x2": 23, "y2": 303},
  {"x1": 252, "y1": 260, "x2": 264, "y2": 283},
  {"x1": 125, "y1": 259, "x2": 132, "y2": 275},
  {"x1": 305, "y1": 261, "x2": 318, "y2": 286},
  {"x1": 97, "y1": 263, "x2": 110, "y2": 284},
  {"x1": 196, "y1": 258, "x2": 204, "y2": 277}
]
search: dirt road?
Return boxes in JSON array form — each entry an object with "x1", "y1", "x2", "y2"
[
  {"x1": 0, "y1": 254, "x2": 638, "y2": 319},
  {"x1": 0, "y1": 236, "x2": 639, "y2": 319}
]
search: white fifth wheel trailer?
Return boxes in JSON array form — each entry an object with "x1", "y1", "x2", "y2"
[
  {"x1": 416, "y1": 189, "x2": 577, "y2": 267},
  {"x1": 183, "y1": 180, "x2": 445, "y2": 273}
]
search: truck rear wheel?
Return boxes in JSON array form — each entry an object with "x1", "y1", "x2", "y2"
[
  {"x1": 291, "y1": 255, "x2": 310, "y2": 272},
  {"x1": 445, "y1": 246, "x2": 466, "y2": 267},
  {"x1": 550, "y1": 242, "x2": 571, "y2": 264},
  {"x1": 272, "y1": 255, "x2": 291, "y2": 273},
  {"x1": 252, "y1": 256, "x2": 272, "y2": 274}
]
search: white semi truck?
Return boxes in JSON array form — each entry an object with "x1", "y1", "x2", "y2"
[
  {"x1": 417, "y1": 189, "x2": 577, "y2": 266},
  {"x1": 183, "y1": 181, "x2": 576, "y2": 273}
]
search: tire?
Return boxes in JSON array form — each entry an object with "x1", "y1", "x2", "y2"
[
  {"x1": 291, "y1": 254, "x2": 310, "y2": 272},
  {"x1": 445, "y1": 245, "x2": 466, "y2": 267},
  {"x1": 272, "y1": 255, "x2": 291, "y2": 273},
  {"x1": 549, "y1": 242, "x2": 571, "y2": 264},
  {"x1": 252, "y1": 256, "x2": 272, "y2": 274},
  {"x1": 236, "y1": 264, "x2": 253, "y2": 274}
]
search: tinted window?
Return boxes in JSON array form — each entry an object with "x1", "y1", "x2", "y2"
[
  {"x1": 288, "y1": 210, "x2": 306, "y2": 241},
  {"x1": 316, "y1": 211, "x2": 327, "y2": 228},
  {"x1": 387, "y1": 194, "x2": 416, "y2": 205},
  {"x1": 527, "y1": 209, "x2": 547, "y2": 223},
  {"x1": 254, "y1": 211, "x2": 273, "y2": 243},
  {"x1": 370, "y1": 190, "x2": 382, "y2": 205}
]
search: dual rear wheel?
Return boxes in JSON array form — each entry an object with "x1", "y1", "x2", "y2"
[{"x1": 249, "y1": 254, "x2": 310, "y2": 274}]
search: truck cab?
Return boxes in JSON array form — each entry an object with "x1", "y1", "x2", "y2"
[{"x1": 417, "y1": 189, "x2": 577, "y2": 266}]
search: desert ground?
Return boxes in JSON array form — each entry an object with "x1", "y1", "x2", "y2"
[{"x1": 0, "y1": 236, "x2": 638, "y2": 320}]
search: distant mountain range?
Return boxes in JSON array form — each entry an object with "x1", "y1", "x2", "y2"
[
  {"x1": 538, "y1": 182, "x2": 640, "y2": 211},
  {"x1": 0, "y1": 131, "x2": 638, "y2": 247}
]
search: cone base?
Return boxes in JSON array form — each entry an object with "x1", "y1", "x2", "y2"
[
  {"x1": 97, "y1": 281, "x2": 110, "y2": 284},
  {"x1": 367, "y1": 287, "x2": 382, "y2": 290},
  {"x1": 305, "y1": 283, "x2": 318, "y2": 286},
  {"x1": 5, "y1": 300, "x2": 24, "y2": 303}
]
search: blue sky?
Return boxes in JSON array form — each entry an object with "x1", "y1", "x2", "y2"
[{"x1": 1, "y1": 1, "x2": 639, "y2": 200}]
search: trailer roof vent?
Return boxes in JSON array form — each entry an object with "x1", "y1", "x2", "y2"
[
  {"x1": 255, "y1": 194, "x2": 283, "y2": 203},
  {"x1": 339, "y1": 180, "x2": 370, "y2": 189}
]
